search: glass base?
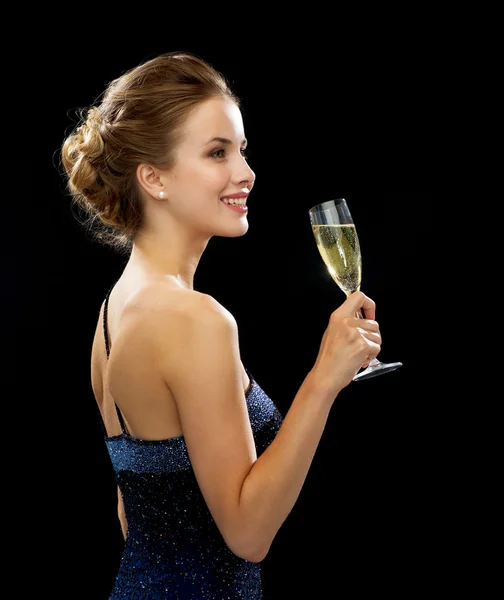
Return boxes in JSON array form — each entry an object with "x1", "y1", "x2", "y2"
[{"x1": 353, "y1": 360, "x2": 403, "y2": 382}]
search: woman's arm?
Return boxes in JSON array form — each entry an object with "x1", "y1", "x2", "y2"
[{"x1": 148, "y1": 288, "x2": 379, "y2": 563}]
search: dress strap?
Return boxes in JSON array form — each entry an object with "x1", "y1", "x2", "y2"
[
  {"x1": 103, "y1": 281, "x2": 116, "y2": 360},
  {"x1": 102, "y1": 281, "x2": 127, "y2": 434}
]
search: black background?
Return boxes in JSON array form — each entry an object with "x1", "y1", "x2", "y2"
[{"x1": 10, "y1": 41, "x2": 444, "y2": 598}]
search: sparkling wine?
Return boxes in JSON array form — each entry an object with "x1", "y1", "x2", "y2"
[{"x1": 311, "y1": 224, "x2": 362, "y2": 296}]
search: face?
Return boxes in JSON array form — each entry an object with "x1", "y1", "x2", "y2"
[{"x1": 160, "y1": 96, "x2": 256, "y2": 238}]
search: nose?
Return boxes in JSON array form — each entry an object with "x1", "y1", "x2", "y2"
[{"x1": 234, "y1": 156, "x2": 256, "y2": 191}]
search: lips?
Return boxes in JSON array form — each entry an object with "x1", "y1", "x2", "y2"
[{"x1": 220, "y1": 190, "x2": 250, "y2": 200}]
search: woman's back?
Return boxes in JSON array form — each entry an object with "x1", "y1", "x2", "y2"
[
  {"x1": 91, "y1": 277, "x2": 251, "y2": 441},
  {"x1": 91, "y1": 277, "x2": 283, "y2": 598}
]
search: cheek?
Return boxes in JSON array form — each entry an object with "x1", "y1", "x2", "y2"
[{"x1": 198, "y1": 166, "x2": 230, "y2": 191}]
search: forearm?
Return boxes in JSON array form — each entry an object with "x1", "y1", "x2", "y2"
[{"x1": 238, "y1": 371, "x2": 334, "y2": 559}]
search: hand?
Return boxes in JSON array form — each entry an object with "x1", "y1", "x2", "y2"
[{"x1": 310, "y1": 291, "x2": 382, "y2": 398}]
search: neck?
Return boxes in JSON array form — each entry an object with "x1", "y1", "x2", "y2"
[{"x1": 124, "y1": 228, "x2": 211, "y2": 290}]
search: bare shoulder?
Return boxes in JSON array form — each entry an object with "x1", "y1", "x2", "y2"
[
  {"x1": 124, "y1": 283, "x2": 237, "y2": 360},
  {"x1": 130, "y1": 283, "x2": 235, "y2": 329},
  {"x1": 139, "y1": 284, "x2": 240, "y2": 378}
]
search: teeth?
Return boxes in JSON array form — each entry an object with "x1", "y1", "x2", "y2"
[{"x1": 222, "y1": 198, "x2": 246, "y2": 206}]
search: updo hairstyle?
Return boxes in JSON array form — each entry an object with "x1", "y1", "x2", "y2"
[{"x1": 60, "y1": 52, "x2": 238, "y2": 254}]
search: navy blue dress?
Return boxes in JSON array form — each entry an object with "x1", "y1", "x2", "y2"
[{"x1": 100, "y1": 284, "x2": 284, "y2": 599}]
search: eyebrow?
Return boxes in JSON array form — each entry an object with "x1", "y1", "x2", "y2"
[{"x1": 205, "y1": 136, "x2": 248, "y2": 147}]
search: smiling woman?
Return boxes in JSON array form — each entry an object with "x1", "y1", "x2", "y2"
[
  {"x1": 60, "y1": 54, "x2": 254, "y2": 257},
  {"x1": 58, "y1": 51, "x2": 385, "y2": 600}
]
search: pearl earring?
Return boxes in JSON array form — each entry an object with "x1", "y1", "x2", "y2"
[{"x1": 158, "y1": 191, "x2": 165, "y2": 199}]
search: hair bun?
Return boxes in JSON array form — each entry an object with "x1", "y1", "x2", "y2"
[{"x1": 86, "y1": 106, "x2": 103, "y2": 127}]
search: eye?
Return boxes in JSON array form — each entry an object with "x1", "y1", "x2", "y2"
[{"x1": 209, "y1": 147, "x2": 249, "y2": 159}]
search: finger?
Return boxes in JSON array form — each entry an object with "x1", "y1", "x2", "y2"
[
  {"x1": 356, "y1": 328, "x2": 382, "y2": 345},
  {"x1": 362, "y1": 341, "x2": 381, "y2": 367},
  {"x1": 345, "y1": 291, "x2": 376, "y2": 321},
  {"x1": 354, "y1": 320, "x2": 380, "y2": 333}
]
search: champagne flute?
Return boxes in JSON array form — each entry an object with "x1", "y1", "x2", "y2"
[{"x1": 308, "y1": 198, "x2": 402, "y2": 381}]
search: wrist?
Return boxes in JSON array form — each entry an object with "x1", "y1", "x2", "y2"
[{"x1": 303, "y1": 369, "x2": 341, "y2": 407}]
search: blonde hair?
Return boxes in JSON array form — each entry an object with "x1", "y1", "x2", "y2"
[{"x1": 60, "y1": 51, "x2": 239, "y2": 255}]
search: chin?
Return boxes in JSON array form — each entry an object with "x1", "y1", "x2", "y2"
[
  {"x1": 217, "y1": 219, "x2": 249, "y2": 238},
  {"x1": 228, "y1": 223, "x2": 249, "y2": 238}
]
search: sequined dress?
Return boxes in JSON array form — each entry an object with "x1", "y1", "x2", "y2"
[{"x1": 100, "y1": 284, "x2": 284, "y2": 599}]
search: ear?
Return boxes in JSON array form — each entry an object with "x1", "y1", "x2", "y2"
[{"x1": 136, "y1": 163, "x2": 166, "y2": 200}]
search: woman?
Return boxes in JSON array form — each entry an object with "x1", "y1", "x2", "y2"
[{"x1": 60, "y1": 51, "x2": 382, "y2": 599}]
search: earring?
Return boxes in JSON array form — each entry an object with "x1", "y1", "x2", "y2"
[{"x1": 158, "y1": 191, "x2": 165, "y2": 199}]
